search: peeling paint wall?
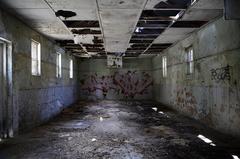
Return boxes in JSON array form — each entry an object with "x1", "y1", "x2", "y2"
[
  {"x1": 78, "y1": 58, "x2": 153, "y2": 100},
  {"x1": 152, "y1": 17, "x2": 240, "y2": 137},
  {"x1": 0, "y1": 9, "x2": 79, "y2": 133}
]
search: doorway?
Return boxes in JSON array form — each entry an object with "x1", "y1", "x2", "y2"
[{"x1": 0, "y1": 37, "x2": 13, "y2": 140}]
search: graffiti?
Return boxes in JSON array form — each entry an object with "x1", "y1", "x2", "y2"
[
  {"x1": 80, "y1": 71, "x2": 153, "y2": 99},
  {"x1": 113, "y1": 71, "x2": 153, "y2": 98},
  {"x1": 80, "y1": 73, "x2": 114, "y2": 98},
  {"x1": 211, "y1": 65, "x2": 232, "y2": 83},
  {"x1": 175, "y1": 87, "x2": 197, "y2": 116}
]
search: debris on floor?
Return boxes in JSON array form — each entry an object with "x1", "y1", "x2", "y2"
[{"x1": 0, "y1": 100, "x2": 239, "y2": 159}]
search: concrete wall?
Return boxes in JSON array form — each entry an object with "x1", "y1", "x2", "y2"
[
  {"x1": 0, "y1": 9, "x2": 79, "y2": 133},
  {"x1": 152, "y1": 17, "x2": 240, "y2": 137},
  {"x1": 78, "y1": 57, "x2": 153, "y2": 100}
]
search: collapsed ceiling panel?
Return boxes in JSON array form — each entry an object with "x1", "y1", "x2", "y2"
[
  {"x1": 0, "y1": 0, "x2": 225, "y2": 58},
  {"x1": 63, "y1": 21, "x2": 100, "y2": 28}
]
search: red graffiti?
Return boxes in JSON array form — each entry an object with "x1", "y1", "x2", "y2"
[{"x1": 80, "y1": 71, "x2": 153, "y2": 98}]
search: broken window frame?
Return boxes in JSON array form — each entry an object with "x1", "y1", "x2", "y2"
[
  {"x1": 162, "y1": 56, "x2": 167, "y2": 78},
  {"x1": 31, "y1": 40, "x2": 41, "y2": 76},
  {"x1": 56, "y1": 52, "x2": 62, "y2": 78},
  {"x1": 186, "y1": 47, "x2": 194, "y2": 75},
  {"x1": 69, "y1": 58, "x2": 73, "y2": 79}
]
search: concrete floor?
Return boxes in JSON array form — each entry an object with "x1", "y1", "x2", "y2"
[{"x1": 0, "y1": 101, "x2": 240, "y2": 159}]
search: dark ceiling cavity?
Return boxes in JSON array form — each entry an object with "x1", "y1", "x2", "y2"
[
  {"x1": 71, "y1": 29, "x2": 101, "y2": 34},
  {"x1": 129, "y1": 39, "x2": 153, "y2": 43},
  {"x1": 140, "y1": 10, "x2": 180, "y2": 20},
  {"x1": 171, "y1": 21, "x2": 208, "y2": 28},
  {"x1": 131, "y1": 35, "x2": 159, "y2": 39},
  {"x1": 151, "y1": 43, "x2": 173, "y2": 48},
  {"x1": 134, "y1": 28, "x2": 164, "y2": 34},
  {"x1": 119, "y1": 1, "x2": 125, "y2": 4},
  {"x1": 154, "y1": 0, "x2": 192, "y2": 9},
  {"x1": 137, "y1": 21, "x2": 171, "y2": 28},
  {"x1": 55, "y1": 10, "x2": 77, "y2": 19},
  {"x1": 63, "y1": 20, "x2": 100, "y2": 28},
  {"x1": 92, "y1": 36, "x2": 103, "y2": 44}
]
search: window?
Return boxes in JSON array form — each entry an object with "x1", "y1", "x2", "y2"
[
  {"x1": 56, "y1": 53, "x2": 62, "y2": 78},
  {"x1": 69, "y1": 59, "x2": 73, "y2": 79},
  {"x1": 186, "y1": 47, "x2": 194, "y2": 74},
  {"x1": 31, "y1": 40, "x2": 41, "y2": 76},
  {"x1": 162, "y1": 56, "x2": 167, "y2": 77}
]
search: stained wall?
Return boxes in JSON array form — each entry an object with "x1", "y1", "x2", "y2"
[
  {"x1": 152, "y1": 17, "x2": 240, "y2": 137},
  {"x1": 78, "y1": 57, "x2": 153, "y2": 100},
  {"x1": 0, "y1": 9, "x2": 79, "y2": 132}
]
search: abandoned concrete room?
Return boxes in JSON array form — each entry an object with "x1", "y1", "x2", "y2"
[{"x1": 0, "y1": 0, "x2": 240, "y2": 158}]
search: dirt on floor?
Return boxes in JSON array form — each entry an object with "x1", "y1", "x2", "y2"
[{"x1": 0, "y1": 100, "x2": 240, "y2": 159}]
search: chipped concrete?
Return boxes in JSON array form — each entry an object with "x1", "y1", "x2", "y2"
[{"x1": 0, "y1": 100, "x2": 239, "y2": 159}]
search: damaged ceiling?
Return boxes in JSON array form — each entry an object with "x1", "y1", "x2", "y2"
[{"x1": 0, "y1": 0, "x2": 224, "y2": 58}]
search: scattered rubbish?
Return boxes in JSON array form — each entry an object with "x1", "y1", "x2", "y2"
[
  {"x1": 197, "y1": 134, "x2": 216, "y2": 146},
  {"x1": 232, "y1": 155, "x2": 239, "y2": 159},
  {"x1": 152, "y1": 107, "x2": 158, "y2": 111},
  {"x1": 91, "y1": 138, "x2": 97, "y2": 142},
  {"x1": 210, "y1": 143, "x2": 216, "y2": 146},
  {"x1": 197, "y1": 135, "x2": 212, "y2": 143}
]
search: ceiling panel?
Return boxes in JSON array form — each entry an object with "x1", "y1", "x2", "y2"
[
  {"x1": 0, "y1": 0, "x2": 48, "y2": 9},
  {"x1": 58, "y1": 9, "x2": 98, "y2": 21},
  {"x1": 45, "y1": 0, "x2": 97, "y2": 9},
  {"x1": 100, "y1": 8, "x2": 142, "y2": 52},
  {"x1": 181, "y1": 9, "x2": 223, "y2": 21},
  {"x1": 153, "y1": 34, "x2": 186, "y2": 44},
  {"x1": 192, "y1": 0, "x2": 224, "y2": 9},
  {"x1": 162, "y1": 28, "x2": 196, "y2": 35},
  {"x1": 98, "y1": 0, "x2": 146, "y2": 9},
  {"x1": 13, "y1": 8, "x2": 57, "y2": 21},
  {"x1": 145, "y1": 0, "x2": 191, "y2": 10}
]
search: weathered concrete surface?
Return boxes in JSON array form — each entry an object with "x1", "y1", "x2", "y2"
[
  {"x1": 78, "y1": 58, "x2": 153, "y2": 100},
  {"x1": 152, "y1": 17, "x2": 240, "y2": 137},
  {"x1": 0, "y1": 100, "x2": 239, "y2": 159},
  {"x1": 0, "y1": 8, "x2": 79, "y2": 133}
]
